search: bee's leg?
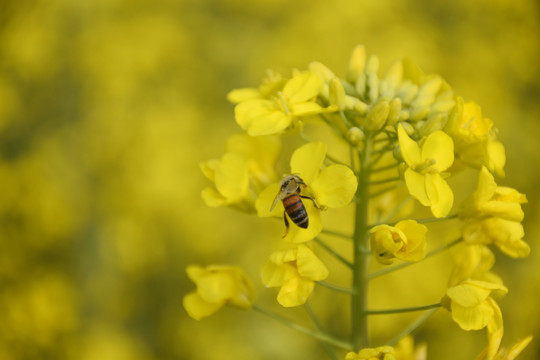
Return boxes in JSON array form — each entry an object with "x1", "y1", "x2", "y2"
[
  {"x1": 282, "y1": 211, "x2": 290, "y2": 238},
  {"x1": 300, "y1": 195, "x2": 324, "y2": 210}
]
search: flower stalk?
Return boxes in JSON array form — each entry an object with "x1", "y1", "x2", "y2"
[{"x1": 351, "y1": 132, "x2": 375, "y2": 349}]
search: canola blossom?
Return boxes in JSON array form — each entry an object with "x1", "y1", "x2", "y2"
[{"x1": 188, "y1": 45, "x2": 532, "y2": 359}]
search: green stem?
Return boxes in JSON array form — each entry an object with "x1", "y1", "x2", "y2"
[
  {"x1": 252, "y1": 305, "x2": 353, "y2": 351},
  {"x1": 368, "y1": 238, "x2": 462, "y2": 280},
  {"x1": 371, "y1": 162, "x2": 399, "y2": 173},
  {"x1": 386, "y1": 308, "x2": 439, "y2": 346},
  {"x1": 317, "y1": 281, "x2": 356, "y2": 295},
  {"x1": 315, "y1": 237, "x2": 353, "y2": 269},
  {"x1": 368, "y1": 177, "x2": 402, "y2": 185},
  {"x1": 351, "y1": 133, "x2": 373, "y2": 350},
  {"x1": 369, "y1": 183, "x2": 403, "y2": 198},
  {"x1": 320, "y1": 228, "x2": 353, "y2": 240},
  {"x1": 304, "y1": 302, "x2": 339, "y2": 360},
  {"x1": 366, "y1": 302, "x2": 440, "y2": 315}
]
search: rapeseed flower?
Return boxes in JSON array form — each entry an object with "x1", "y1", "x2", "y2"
[
  {"x1": 398, "y1": 123, "x2": 454, "y2": 217},
  {"x1": 234, "y1": 72, "x2": 326, "y2": 136},
  {"x1": 446, "y1": 98, "x2": 506, "y2": 177},
  {"x1": 200, "y1": 134, "x2": 280, "y2": 212},
  {"x1": 261, "y1": 244, "x2": 328, "y2": 307},
  {"x1": 183, "y1": 265, "x2": 256, "y2": 320},
  {"x1": 459, "y1": 167, "x2": 529, "y2": 258},
  {"x1": 443, "y1": 279, "x2": 507, "y2": 359},
  {"x1": 256, "y1": 142, "x2": 357, "y2": 243},
  {"x1": 369, "y1": 220, "x2": 427, "y2": 265}
]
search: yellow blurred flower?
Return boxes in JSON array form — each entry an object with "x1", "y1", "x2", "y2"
[
  {"x1": 443, "y1": 279, "x2": 507, "y2": 359},
  {"x1": 369, "y1": 220, "x2": 427, "y2": 265},
  {"x1": 261, "y1": 244, "x2": 328, "y2": 307},
  {"x1": 200, "y1": 133, "x2": 280, "y2": 212},
  {"x1": 459, "y1": 167, "x2": 529, "y2": 258},
  {"x1": 183, "y1": 265, "x2": 256, "y2": 320},
  {"x1": 234, "y1": 72, "x2": 325, "y2": 135},
  {"x1": 398, "y1": 123, "x2": 454, "y2": 217},
  {"x1": 227, "y1": 70, "x2": 287, "y2": 104},
  {"x1": 446, "y1": 97, "x2": 506, "y2": 177},
  {"x1": 460, "y1": 167, "x2": 526, "y2": 222},
  {"x1": 478, "y1": 335, "x2": 534, "y2": 360},
  {"x1": 256, "y1": 142, "x2": 358, "y2": 242}
]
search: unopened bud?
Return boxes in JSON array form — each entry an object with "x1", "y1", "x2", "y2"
[
  {"x1": 329, "y1": 78, "x2": 346, "y2": 111},
  {"x1": 410, "y1": 107, "x2": 431, "y2": 122},
  {"x1": 365, "y1": 99, "x2": 390, "y2": 131},
  {"x1": 398, "y1": 121, "x2": 415, "y2": 136},
  {"x1": 347, "y1": 127, "x2": 365, "y2": 144},
  {"x1": 365, "y1": 54, "x2": 380, "y2": 75},
  {"x1": 387, "y1": 98, "x2": 402, "y2": 126},
  {"x1": 367, "y1": 73, "x2": 379, "y2": 102},
  {"x1": 347, "y1": 45, "x2": 366, "y2": 82},
  {"x1": 354, "y1": 100, "x2": 369, "y2": 115},
  {"x1": 355, "y1": 73, "x2": 367, "y2": 97},
  {"x1": 417, "y1": 113, "x2": 448, "y2": 137},
  {"x1": 308, "y1": 61, "x2": 335, "y2": 83}
]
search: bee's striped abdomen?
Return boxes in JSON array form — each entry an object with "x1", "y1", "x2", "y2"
[{"x1": 282, "y1": 193, "x2": 309, "y2": 229}]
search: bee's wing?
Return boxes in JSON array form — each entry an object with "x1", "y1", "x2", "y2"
[{"x1": 270, "y1": 189, "x2": 284, "y2": 212}]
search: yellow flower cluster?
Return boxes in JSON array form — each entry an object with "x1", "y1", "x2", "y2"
[{"x1": 186, "y1": 45, "x2": 531, "y2": 360}]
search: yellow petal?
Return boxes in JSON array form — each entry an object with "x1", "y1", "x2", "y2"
[
  {"x1": 422, "y1": 130, "x2": 454, "y2": 171},
  {"x1": 261, "y1": 261, "x2": 296, "y2": 288},
  {"x1": 255, "y1": 183, "x2": 282, "y2": 218},
  {"x1": 504, "y1": 335, "x2": 534, "y2": 360},
  {"x1": 425, "y1": 172, "x2": 453, "y2": 218},
  {"x1": 225, "y1": 134, "x2": 281, "y2": 170},
  {"x1": 282, "y1": 72, "x2": 322, "y2": 104},
  {"x1": 398, "y1": 124, "x2": 422, "y2": 167},
  {"x1": 290, "y1": 101, "x2": 323, "y2": 116},
  {"x1": 196, "y1": 271, "x2": 236, "y2": 303},
  {"x1": 451, "y1": 299, "x2": 494, "y2": 330},
  {"x1": 227, "y1": 88, "x2": 261, "y2": 103},
  {"x1": 277, "y1": 276, "x2": 314, "y2": 307},
  {"x1": 404, "y1": 169, "x2": 430, "y2": 206},
  {"x1": 486, "y1": 140, "x2": 506, "y2": 178},
  {"x1": 201, "y1": 187, "x2": 228, "y2": 207},
  {"x1": 183, "y1": 292, "x2": 223, "y2": 320},
  {"x1": 199, "y1": 159, "x2": 218, "y2": 182},
  {"x1": 235, "y1": 99, "x2": 291, "y2": 135},
  {"x1": 310, "y1": 164, "x2": 358, "y2": 208},
  {"x1": 214, "y1": 153, "x2": 249, "y2": 202},
  {"x1": 395, "y1": 220, "x2": 427, "y2": 262},
  {"x1": 296, "y1": 245, "x2": 329, "y2": 281},
  {"x1": 447, "y1": 283, "x2": 492, "y2": 307},
  {"x1": 290, "y1": 142, "x2": 326, "y2": 184},
  {"x1": 486, "y1": 297, "x2": 504, "y2": 360}
]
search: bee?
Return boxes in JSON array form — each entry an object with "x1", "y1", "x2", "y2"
[{"x1": 271, "y1": 175, "x2": 320, "y2": 237}]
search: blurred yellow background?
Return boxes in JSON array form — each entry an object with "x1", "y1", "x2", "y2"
[{"x1": 0, "y1": 0, "x2": 539, "y2": 359}]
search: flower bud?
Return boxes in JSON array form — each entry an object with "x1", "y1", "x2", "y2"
[
  {"x1": 355, "y1": 73, "x2": 367, "y2": 97},
  {"x1": 365, "y1": 99, "x2": 390, "y2": 131},
  {"x1": 417, "y1": 113, "x2": 448, "y2": 137},
  {"x1": 329, "y1": 77, "x2": 346, "y2": 111},
  {"x1": 367, "y1": 73, "x2": 379, "y2": 102},
  {"x1": 347, "y1": 127, "x2": 365, "y2": 144},
  {"x1": 410, "y1": 107, "x2": 430, "y2": 122},
  {"x1": 347, "y1": 45, "x2": 366, "y2": 82},
  {"x1": 386, "y1": 98, "x2": 402, "y2": 126},
  {"x1": 365, "y1": 54, "x2": 380, "y2": 75}
]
